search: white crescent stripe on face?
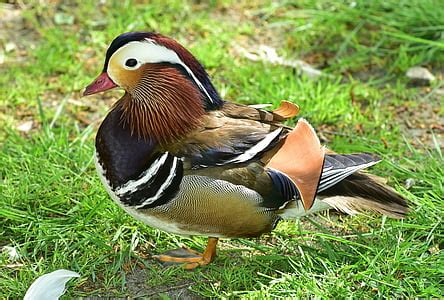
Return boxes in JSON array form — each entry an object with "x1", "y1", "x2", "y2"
[
  {"x1": 136, "y1": 156, "x2": 179, "y2": 209},
  {"x1": 108, "y1": 39, "x2": 214, "y2": 103}
]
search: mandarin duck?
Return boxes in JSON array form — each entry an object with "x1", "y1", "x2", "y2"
[{"x1": 83, "y1": 32, "x2": 408, "y2": 269}]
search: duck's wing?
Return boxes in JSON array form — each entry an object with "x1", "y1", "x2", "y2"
[
  {"x1": 163, "y1": 101, "x2": 324, "y2": 211},
  {"x1": 165, "y1": 101, "x2": 299, "y2": 168}
]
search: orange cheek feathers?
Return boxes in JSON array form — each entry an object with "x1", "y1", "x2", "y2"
[{"x1": 108, "y1": 60, "x2": 144, "y2": 90}]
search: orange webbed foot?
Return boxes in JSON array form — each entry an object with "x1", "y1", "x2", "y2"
[{"x1": 153, "y1": 237, "x2": 218, "y2": 270}]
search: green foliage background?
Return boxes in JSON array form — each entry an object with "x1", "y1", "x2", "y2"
[{"x1": 0, "y1": 0, "x2": 443, "y2": 298}]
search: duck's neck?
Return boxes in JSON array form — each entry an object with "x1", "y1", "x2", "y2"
[{"x1": 118, "y1": 63, "x2": 217, "y2": 144}]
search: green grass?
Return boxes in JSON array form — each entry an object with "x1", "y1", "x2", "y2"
[{"x1": 1, "y1": 0, "x2": 443, "y2": 298}]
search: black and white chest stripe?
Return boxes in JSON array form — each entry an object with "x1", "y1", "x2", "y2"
[{"x1": 96, "y1": 152, "x2": 183, "y2": 209}]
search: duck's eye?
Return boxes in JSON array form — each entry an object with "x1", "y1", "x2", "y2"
[{"x1": 125, "y1": 58, "x2": 138, "y2": 68}]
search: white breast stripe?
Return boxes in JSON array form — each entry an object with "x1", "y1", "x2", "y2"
[
  {"x1": 95, "y1": 152, "x2": 192, "y2": 236},
  {"x1": 225, "y1": 128, "x2": 283, "y2": 164},
  {"x1": 136, "y1": 156, "x2": 178, "y2": 209},
  {"x1": 116, "y1": 152, "x2": 169, "y2": 196}
]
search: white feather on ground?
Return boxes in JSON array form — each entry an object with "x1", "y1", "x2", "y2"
[{"x1": 24, "y1": 269, "x2": 80, "y2": 300}]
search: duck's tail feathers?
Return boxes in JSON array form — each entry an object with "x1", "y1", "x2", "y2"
[
  {"x1": 318, "y1": 155, "x2": 409, "y2": 218},
  {"x1": 318, "y1": 153, "x2": 381, "y2": 192}
]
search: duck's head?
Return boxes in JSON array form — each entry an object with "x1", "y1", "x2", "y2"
[{"x1": 84, "y1": 32, "x2": 223, "y2": 142}]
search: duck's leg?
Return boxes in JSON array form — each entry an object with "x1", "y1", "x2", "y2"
[{"x1": 153, "y1": 237, "x2": 219, "y2": 269}]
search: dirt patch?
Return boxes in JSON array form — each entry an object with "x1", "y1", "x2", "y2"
[
  {"x1": 125, "y1": 267, "x2": 203, "y2": 299},
  {"x1": 391, "y1": 90, "x2": 443, "y2": 149},
  {"x1": 0, "y1": 3, "x2": 39, "y2": 65}
]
